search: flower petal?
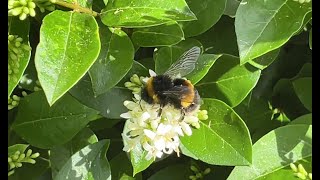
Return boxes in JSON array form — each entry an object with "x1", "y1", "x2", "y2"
[
  {"x1": 144, "y1": 129, "x2": 156, "y2": 140},
  {"x1": 120, "y1": 112, "x2": 131, "y2": 119}
]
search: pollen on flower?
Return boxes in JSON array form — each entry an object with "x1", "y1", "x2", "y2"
[{"x1": 120, "y1": 71, "x2": 208, "y2": 160}]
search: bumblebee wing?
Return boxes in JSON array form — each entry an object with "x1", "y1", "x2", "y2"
[
  {"x1": 162, "y1": 86, "x2": 189, "y2": 99},
  {"x1": 164, "y1": 46, "x2": 201, "y2": 78}
]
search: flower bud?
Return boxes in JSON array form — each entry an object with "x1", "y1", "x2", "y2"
[
  {"x1": 295, "y1": 172, "x2": 306, "y2": 179},
  {"x1": 17, "y1": 153, "x2": 26, "y2": 161},
  {"x1": 29, "y1": 8, "x2": 36, "y2": 17},
  {"x1": 9, "y1": 162, "x2": 15, "y2": 169},
  {"x1": 190, "y1": 165, "x2": 198, "y2": 172},
  {"x1": 19, "y1": 13, "x2": 27, "y2": 20},
  {"x1": 26, "y1": 158, "x2": 36, "y2": 164},
  {"x1": 28, "y1": 1, "x2": 36, "y2": 8},
  {"x1": 15, "y1": 162, "x2": 22, "y2": 167},
  {"x1": 8, "y1": 170, "x2": 15, "y2": 176},
  {"x1": 298, "y1": 164, "x2": 308, "y2": 176},
  {"x1": 11, "y1": 7, "x2": 23, "y2": 16},
  {"x1": 203, "y1": 168, "x2": 211, "y2": 174},
  {"x1": 30, "y1": 152, "x2": 40, "y2": 158},
  {"x1": 19, "y1": 0, "x2": 27, "y2": 6},
  {"x1": 23, "y1": 7, "x2": 29, "y2": 14},
  {"x1": 290, "y1": 163, "x2": 298, "y2": 172},
  {"x1": 22, "y1": 91, "x2": 28, "y2": 97}
]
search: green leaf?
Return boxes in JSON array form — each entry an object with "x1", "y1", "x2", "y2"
[
  {"x1": 89, "y1": 25, "x2": 134, "y2": 96},
  {"x1": 289, "y1": 113, "x2": 312, "y2": 125},
  {"x1": 35, "y1": 10, "x2": 101, "y2": 106},
  {"x1": 8, "y1": 17, "x2": 31, "y2": 97},
  {"x1": 195, "y1": 55, "x2": 261, "y2": 107},
  {"x1": 227, "y1": 125, "x2": 312, "y2": 180},
  {"x1": 154, "y1": 39, "x2": 202, "y2": 74},
  {"x1": 69, "y1": 74, "x2": 132, "y2": 119},
  {"x1": 224, "y1": 0, "x2": 240, "y2": 18},
  {"x1": 180, "y1": 0, "x2": 226, "y2": 37},
  {"x1": 131, "y1": 149, "x2": 154, "y2": 176},
  {"x1": 8, "y1": 144, "x2": 29, "y2": 156},
  {"x1": 249, "y1": 48, "x2": 280, "y2": 70},
  {"x1": 309, "y1": 28, "x2": 312, "y2": 49},
  {"x1": 195, "y1": 15, "x2": 238, "y2": 56},
  {"x1": 50, "y1": 128, "x2": 98, "y2": 178},
  {"x1": 110, "y1": 152, "x2": 142, "y2": 180},
  {"x1": 148, "y1": 164, "x2": 192, "y2": 180},
  {"x1": 132, "y1": 21, "x2": 184, "y2": 47},
  {"x1": 235, "y1": 0, "x2": 312, "y2": 64},
  {"x1": 100, "y1": 0, "x2": 197, "y2": 28},
  {"x1": 180, "y1": 98, "x2": 252, "y2": 165},
  {"x1": 255, "y1": 157, "x2": 312, "y2": 180},
  {"x1": 12, "y1": 91, "x2": 99, "y2": 149},
  {"x1": 55, "y1": 139, "x2": 111, "y2": 180},
  {"x1": 186, "y1": 54, "x2": 222, "y2": 84},
  {"x1": 292, "y1": 77, "x2": 312, "y2": 112}
]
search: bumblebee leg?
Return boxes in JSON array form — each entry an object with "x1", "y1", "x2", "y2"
[
  {"x1": 179, "y1": 109, "x2": 185, "y2": 121},
  {"x1": 139, "y1": 99, "x2": 143, "y2": 110},
  {"x1": 158, "y1": 104, "x2": 164, "y2": 117}
]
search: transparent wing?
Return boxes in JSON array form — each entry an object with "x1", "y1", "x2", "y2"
[{"x1": 164, "y1": 46, "x2": 201, "y2": 78}]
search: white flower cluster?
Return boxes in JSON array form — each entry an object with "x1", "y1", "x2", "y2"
[{"x1": 121, "y1": 71, "x2": 208, "y2": 160}]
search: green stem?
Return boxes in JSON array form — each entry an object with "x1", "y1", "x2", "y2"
[{"x1": 51, "y1": 0, "x2": 99, "y2": 17}]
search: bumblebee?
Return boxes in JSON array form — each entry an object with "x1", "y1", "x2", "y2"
[{"x1": 141, "y1": 46, "x2": 201, "y2": 119}]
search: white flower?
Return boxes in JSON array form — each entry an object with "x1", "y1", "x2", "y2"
[{"x1": 121, "y1": 72, "x2": 207, "y2": 160}]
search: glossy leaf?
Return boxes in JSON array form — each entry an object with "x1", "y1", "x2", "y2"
[
  {"x1": 8, "y1": 144, "x2": 29, "y2": 156},
  {"x1": 235, "y1": 0, "x2": 312, "y2": 64},
  {"x1": 195, "y1": 55, "x2": 261, "y2": 107},
  {"x1": 180, "y1": 98, "x2": 252, "y2": 165},
  {"x1": 12, "y1": 91, "x2": 99, "y2": 149},
  {"x1": 50, "y1": 128, "x2": 98, "y2": 178},
  {"x1": 110, "y1": 152, "x2": 142, "y2": 180},
  {"x1": 289, "y1": 113, "x2": 312, "y2": 125},
  {"x1": 224, "y1": 0, "x2": 240, "y2": 18},
  {"x1": 186, "y1": 54, "x2": 222, "y2": 84},
  {"x1": 195, "y1": 15, "x2": 238, "y2": 56},
  {"x1": 228, "y1": 125, "x2": 312, "y2": 180},
  {"x1": 69, "y1": 74, "x2": 132, "y2": 119},
  {"x1": 148, "y1": 164, "x2": 192, "y2": 180},
  {"x1": 154, "y1": 39, "x2": 202, "y2": 74},
  {"x1": 249, "y1": 48, "x2": 280, "y2": 70},
  {"x1": 100, "y1": 0, "x2": 197, "y2": 28},
  {"x1": 132, "y1": 21, "x2": 184, "y2": 47},
  {"x1": 89, "y1": 26, "x2": 134, "y2": 96},
  {"x1": 292, "y1": 77, "x2": 312, "y2": 112},
  {"x1": 180, "y1": 0, "x2": 226, "y2": 37},
  {"x1": 35, "y1": 10, "x2": 101, "y2": 106},
  {"x1": 8, "y1": 17, "x2": 31, "y2": 97},
  {"x1": 55, "y1": 139, "x2": 111, "y2": 180}
]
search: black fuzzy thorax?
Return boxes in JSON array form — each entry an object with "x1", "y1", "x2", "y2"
[{"x1": 152, "y1": 75, "x2": 174, "y2": 105}]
